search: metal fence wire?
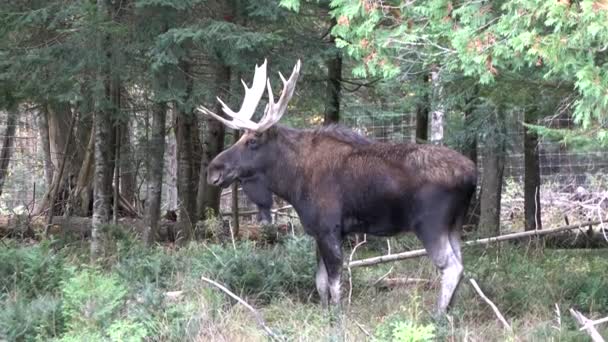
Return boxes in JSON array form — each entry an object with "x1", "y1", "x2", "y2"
[{"x1": 0, "y1": 108, "x2": 605, "y2": 221}]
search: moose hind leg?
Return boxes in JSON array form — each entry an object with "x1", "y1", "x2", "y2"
[{"x1": 416, "y1": 227, "x2": 463, "y2": 314}]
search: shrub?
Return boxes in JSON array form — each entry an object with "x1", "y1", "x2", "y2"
[
  {"x1": 198, "y1": 236, "x2": 316, "y2": 303},
  {"x1": 0, "y1": 295, "x2": 64, "y2": 341},
  {"x1": 374, "y1": 317, "x2": 436, "y2": 342},
  {"x1": 0, "y1": 241, "x2": 64, "y2": 298},
  {"x1": 61, "y1": 267, "x2": 128, "y2": 332}
]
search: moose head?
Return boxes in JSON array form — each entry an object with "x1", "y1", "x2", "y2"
[{"x1": 198, "y1": 60, "x2": 301, "y2": 189}]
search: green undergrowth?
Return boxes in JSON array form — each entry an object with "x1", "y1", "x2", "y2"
[{"x1": 0, "y1": 233, "x2": 606, "y2": 341}]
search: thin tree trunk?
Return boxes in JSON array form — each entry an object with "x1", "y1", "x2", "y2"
[
  {"x1": 176, "y1": 60, "x2": 196, "y2": 240},
  {"x1": 524, "y1": 109, "x2": 542, "y2": 230},
  {"x1": 231, "y1": 130, "x2": 240, "y2": 237},
  {"x1": 478, "y1": 110, "x2": 506, "y2": 236},
  {"x1": 197, "y1": 64, "x2": 229, "y2": 220},
  {"x1": 113, "y1": 125, "x2": 120, "y2": 224},
  {"x1": 0, "y1": 111, "x2": 18, "y2": 198},
  {"x1": 91, "y1": 0, "x2": 113, "y2": 261},
  {"x1": 144, "y1": 101, "x2": 166, "y2": 245},
  {"x1": 119, "y1": 119, "x2": 136, "y2": 205},
  {"x1": 323, "y1": 18, "x2": 342, "y2": 125},
  {"x1": 166, "y1": 115, "x2": 178, "y2": 211},
  {"x1": 37, "y1": 107, "x2": 54, "y2": 186},
  {"x1": 429, "y1": 66, "x2": 444, "y2": 144},
  {"x1": 415, "y1": 74, "x2": 429, "y2": 143},
  {"x1": 463, "y1": 92, "x2": 479, "y2": 227},
  {"x1": 69, "y1": 129, "x2": 95, "y2": 216}
]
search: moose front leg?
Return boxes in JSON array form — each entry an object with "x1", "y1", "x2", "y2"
[{"x1": 316, "y1": 234, "x2": 343, "y2": 308}]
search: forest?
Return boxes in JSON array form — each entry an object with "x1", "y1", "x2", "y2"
[{"x1": 0, "y1": 0, "x2": 607, "y2": 341}]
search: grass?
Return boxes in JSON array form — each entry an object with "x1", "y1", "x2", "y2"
[{"x1": 0, "y1": 232, "x2": 607, "y2": 341}]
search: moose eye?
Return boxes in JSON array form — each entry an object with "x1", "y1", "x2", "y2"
[{"x1": 246, "y1": 138, "x2": 258, "y2": 149}]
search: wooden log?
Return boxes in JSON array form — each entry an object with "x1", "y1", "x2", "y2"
[{"x1": 348, "y1": 220, "x2": 608, "y2": 268}]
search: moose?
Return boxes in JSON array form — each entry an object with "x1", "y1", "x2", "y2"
[{"x1": 198, "y1": 60, "x2": 477, "y2": 314}]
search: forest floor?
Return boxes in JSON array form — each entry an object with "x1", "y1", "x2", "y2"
[{"x1": 1, "y1": 230, "x2": 607, "y2": 341}]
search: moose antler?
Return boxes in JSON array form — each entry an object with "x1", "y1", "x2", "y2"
[{"x1": 197, "y1": 59, "x2": 301, "y2": 132}]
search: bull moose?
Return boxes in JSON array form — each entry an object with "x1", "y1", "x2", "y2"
[{"x1": 198, "y1": 60, "x2": 477, "y2": 314}]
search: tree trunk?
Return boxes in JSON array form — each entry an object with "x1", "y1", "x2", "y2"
[
  {"x1": 46, "y1": 115, "x2": 76, "y2": 234},
  {"x1": 37, "y1": 107, "x2": 54, "y2": 187},
  {"x1": 415, "y1": 74, "x2": 429, "y2": 143},
  {"x1": 323, "y1": 18, "x2": 342, "y2": 125},
  {"x1": 175, "y1": 60, "x2": 196, "y2": 240},
  {"x1": 524, "y1": 109, "x2": 542, "y2": 231},
  {"x1": 231, "y1": 131, "x2": 240, "y2": 237},
  {"x1": 0, "y1": 111, "x2": 18, "y2": 198},
  {"x1": 197, "y1": 64, "x2": 229, "y2": 220},
  {"x1": 478, "y1": 110, "x2": 506, "y2": 237},
  {"x1": 429, "y1": 66, "x2": 444, "y2": 144},
  {"x1": 166, "y1": 115, "x2": 178, "y2": 211},
  {"x1": 144, "y1": 100, "x2": 166, "y2": 245},
  {"x1": 68, "y1": 129, "x2": 95, "y2": 217},
  {"x1": 463, "y1": 93, "x2": 479, "y2": 227},
  {"x1": 119, "y1": 119, "x2": 137, "y2": 205},
  {"x1": 91, "y1": 0, "x2": 114, "y2": 261}
]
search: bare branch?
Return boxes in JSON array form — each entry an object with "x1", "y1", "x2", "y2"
[
  {"x1": 201, "y1": 276, "x2": 283, "y2": 341},
  {"x1": 470, "y1": 278, "x2": 512, "y2": 332},
  {"x1": 570, "y1": 309, "x2": 606, "y2": 342}
]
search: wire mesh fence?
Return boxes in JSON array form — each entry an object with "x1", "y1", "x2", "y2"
[{"x1": 0, "y1": 107, "x2": 605, "y2": 226}]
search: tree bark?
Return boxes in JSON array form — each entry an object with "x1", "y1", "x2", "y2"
[
  {"x1": 463, "y1": 92, "x2": 479, "y2": 227},
  {"x1": 119, "y1": 119, "x2": 137, "y2": 205},
  {"x1": 46, "y1": 115, "x2": 76, "y2": 234},
  {"x1": 478, "y1": 110, "x2": 506, "y2": 237},
  {"x1": 144, "y1": 100, "x2": 166, "y2": 245},
  {"x1": 91, "y1": 0, "x2": 114, "y2": 260},
  {"x1": 0, "y1": 111, "x2": 18, "y2": 198},
  {"x1": 429, "y1": 66, "x2": 444, "y2": 144},
  {"x1": 176, "y1": 60, "x2": 196, "y2": 240},
  {"x1": 524, "y1": 109, "x2": 542, "y2": 230},
  {"x1": 323, "y1": 18, "x2": 342, "y2": 125},
  {"x1": 231, "y1": 131, "x2": 240, "y2": 237},
  {"x1": 68, "y1": 129, "x2": 95, "y2": 217},
  {"x1": 415, "y1": 74, "x2": 429, "y2": 143},
  {"x1": 37, "y1": 107, "x2": 54, "y2": 186},
  {"x1": 166, "y1": 115, "x2": 178, "y2": 211},
  {"x1": 197, "y1": 64, "x2": 229, "y2": 220}
]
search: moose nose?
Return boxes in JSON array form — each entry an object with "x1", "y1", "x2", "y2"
[
  {"x1": 207, "y1": 164, "x2": 224, "y2": 186},
  {"x1": 208, "y1": 170, "x2": 222, "y2": 185}
]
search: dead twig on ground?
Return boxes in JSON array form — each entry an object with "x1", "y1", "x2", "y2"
[
  {"x1": 469, "y1": 278, "x2": 512, "y2": 332},
  {"x1": 201, "y1": 276, "x2": 283, "y2": 341},
  {"x1": 348, "y1": 234, "x2": 367, "y2": 306}
]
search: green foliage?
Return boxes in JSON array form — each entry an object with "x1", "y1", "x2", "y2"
[
  {"x1": 61, "y1": 267, "x2": 128, "y2": 332},
  {"x1": 375, "y1": 319, "x2": 436, "y2": 342},
  {"x1": 0, "y1": 241, "x2": 64, "y2": 298},
  {"x1": 197, "y1": 236, "x2": 316, "y2": 303},
  {"x1": 0, "y1": 295, "x2": 64, "y2": 341},
  {"x1": 327, "y1": 0, "x2": 608, "y2": 146}
]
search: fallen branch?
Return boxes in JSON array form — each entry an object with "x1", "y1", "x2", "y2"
[
  {"x1": 569, "y1": 309, "x2": 605, "y2": 342},
  {"x1": 469, "y1": 278, "x2": 512, "y2": 332},
  {"x1": 374, "y1": 277, "x2": 430, "y2": 289},
  {"x1": 580, "y1": 316, "x2": 608, "y2": 331},
  {"x1": 201, "y1": 276, "x2": 282, "y2": 341},
  {"x1": 349, "y1": 219, "x2": 607, "y2": 268}
]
